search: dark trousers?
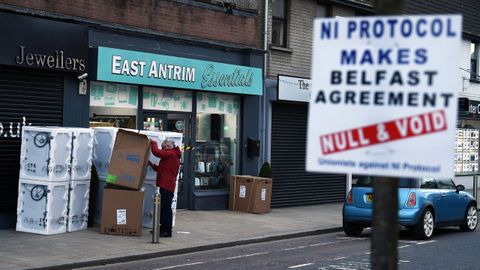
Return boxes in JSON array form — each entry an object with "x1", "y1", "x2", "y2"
[{"x1": 160, "y1": 188, "x2": 173, "y2": 234}]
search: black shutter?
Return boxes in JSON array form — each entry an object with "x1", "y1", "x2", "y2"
[
  {"x1": 0, "y1": 66, "x2": 63, "y2": 214},
  {"x1": 271, "y1": 102, "x2": 345, "y2": 207}
]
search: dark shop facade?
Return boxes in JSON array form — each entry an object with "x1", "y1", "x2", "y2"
[{"x1": 0, "y1": 11, "x2": 264, "y2": 228}]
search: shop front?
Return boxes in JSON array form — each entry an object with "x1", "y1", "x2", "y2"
[
  {"x1": 265, "y1": 75, "x2": 346, "y2": 207},
  {"x1": 455, "y1": 99, "x2": 480, "y2": 180},
  {"x1": 89, "y1": 44, "x2": 263, "y2": 210},
  {"x1": 0, "y1": 12, "x2": 89, "y2": 228}
]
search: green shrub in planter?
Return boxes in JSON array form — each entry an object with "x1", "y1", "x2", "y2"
[{"x1": 259, "y1": 162, "x2": 272, "y2": 178}]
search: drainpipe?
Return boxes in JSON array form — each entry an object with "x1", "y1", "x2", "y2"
[
  {"x1": 264, "y1": 0, "x2": 269, "y2": 68},
  {"x1": 262, "y1": 0, "x2": 269, "y2": 164}
]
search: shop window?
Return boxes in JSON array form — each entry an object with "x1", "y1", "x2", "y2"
[
  {"x1": 471, "y1": 42, "x2": 479, "y2": 81},
  {"x1": 143, "y1": 87, "x2": 192, "y2": 113},
  {"x1": 195, "y1": 93, "x2": 240, "y2": 190},
  {"x1": 272, "y1": 0, "x2": 288, "y2": 47},
  {"x1": 454, "y1": 127, "x2": 479, "y2": 174},
  {"x1": 89, "y1": 81, "x2": 138, "y2": 128}
]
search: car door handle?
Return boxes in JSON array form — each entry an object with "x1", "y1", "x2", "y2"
[{"x1": 441, "y1": 193, "x2": 447, "y2": 197}]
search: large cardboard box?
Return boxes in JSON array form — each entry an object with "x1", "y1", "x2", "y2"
[
  {"x1": 250, "y1": 177, "x2": 272, "y2": 214},
  {"x1": 229, "y1": 175, "x2": 272, "y2": 214},
  {"x1": 233, "y1": 176, "x2": 255, "y2": 212},
  {"x1": 228, "y1": 175, "x2": 241, "y2": 211},
  {"x1": 106, "y1": 129, "x2": 150, "y2": 190},
  {"x1": 100, "y1": 188, "x2": 144, "y2": 236}
]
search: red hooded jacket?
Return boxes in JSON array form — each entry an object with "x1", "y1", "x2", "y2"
[{"x1": 150, "y1": 141, "x2": 182, "y2": 192}]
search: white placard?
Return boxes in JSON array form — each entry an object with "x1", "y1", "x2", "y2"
[
  {"x1": 307, "y1": 15, "x2": 462, "y2": 178},
  {"x1": 116, "y1": 209, "x2": 127, "y2": 225},
  {"x1": 278, "y1": 76, "x2": 312, "y2": 102},
  {"x1": 261, "y1": 188, "x2": 266, "y2": 201},
  {"x1": 239, "y1": 185, "x2": 246, "y2": 198}
]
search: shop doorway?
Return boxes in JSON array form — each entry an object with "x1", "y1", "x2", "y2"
[{"x1": 142, "y1": 113, "x2": 192, "y2": 209}]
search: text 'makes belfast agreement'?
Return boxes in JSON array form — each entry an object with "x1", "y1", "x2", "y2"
[{"x1": 315, "y1": 17, "x2": 457, "y2": 155}]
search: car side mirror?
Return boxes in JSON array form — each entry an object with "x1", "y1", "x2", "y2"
[{"x1": 456, "y1": 184, "x2": 465, "y2": 193}]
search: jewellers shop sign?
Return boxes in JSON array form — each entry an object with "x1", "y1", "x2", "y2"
[
  {"x1": 96, "y1": 47, "x2": 262, "y2": 95},
  {"x1": 307, "y1": 15, "x2": 462, "y2": 178},
  {"x1": 0, "y1": 12, "x2": 88, "y2": 73}
]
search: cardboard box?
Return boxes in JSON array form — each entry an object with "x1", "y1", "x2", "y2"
[
  {"x1": 250, "y1": 177, "x2": 272, "y2": 214},
  {"x1": 106, "y1": 129, "x2": 150, "y2": 190},
  {"x1": 228, "y1": 175, "x2": 241, "y2": 211},
  {"x1": 229, "y1": 175, "x2": 272, "y2": 214},
  {"x1": 233, "y1": 176, "x2": 255, "y2": 212},
  {"x1": 100, "y1": 188, "x2": 144, "y2": 236}
]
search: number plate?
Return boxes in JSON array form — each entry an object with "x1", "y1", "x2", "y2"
[{"x1": 366, "y1": 194, "x2": 373, "y2": 202}]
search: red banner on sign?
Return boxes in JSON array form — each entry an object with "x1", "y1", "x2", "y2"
[{"x1": 319, "y1": 110, "x2": 447, "y2": 155}]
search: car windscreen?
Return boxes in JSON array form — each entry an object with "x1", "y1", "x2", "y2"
[{"x1": 353, "y1": 176, "x2": 415, "y2": 188}]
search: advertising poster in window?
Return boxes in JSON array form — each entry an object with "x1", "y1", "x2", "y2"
[
  {"x1": 196, "y1": 92, "x2": 240, "y2": 115},
  {"x1": 143, "y1": 87, "x2": 192, "y2": 112},
  {"x1": 455, "y1": 128, "x2": 479, "y2": 174},
  {"x1": 90, "y1": 81, "x2": 138, "y2": 108},
  {"x1": 307, "y1": 15, "x2": 462, "y2": 178}
]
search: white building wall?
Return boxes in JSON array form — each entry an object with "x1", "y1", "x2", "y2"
[{"x1": 459, "y1": 39, "x2": 480, "y2": 100}]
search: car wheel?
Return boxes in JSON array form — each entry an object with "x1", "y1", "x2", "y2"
[
  {"x1": 460, "y1": 204, "x2": 478, "y2": 232},
  {"x1": 343, "y1": 221, "x2": 363, "y2": 236},
  {"x1": 413, "y1": 208, "x2": 434, "y2": 240}
]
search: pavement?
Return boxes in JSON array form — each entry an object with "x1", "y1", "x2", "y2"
[{"x1": 0, "y1": 203, "x2": 343, "y2": 270}]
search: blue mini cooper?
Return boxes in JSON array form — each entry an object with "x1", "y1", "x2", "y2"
[{"x1": 343, "y1": 176, "x2": 478, "y2": 239}]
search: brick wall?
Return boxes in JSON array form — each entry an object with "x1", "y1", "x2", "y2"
[
  {"x1": 268, "y1": 0, "x2": 316, "y2": 79},
  {"x1": 267, "y1": 0, "x2": 360, "y2": 80},
  {"x1": 1, "y1": 0, "x2": 258, "y2": 46},
  {"x1": 255, "y1": 0, "x2": 266, "y2": 51}
]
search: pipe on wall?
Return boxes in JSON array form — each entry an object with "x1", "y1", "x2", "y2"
[{"x1": 262, "y1": 0, "x2": 269, "y2": 164}]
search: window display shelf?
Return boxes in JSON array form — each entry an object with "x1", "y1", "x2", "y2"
[{"x1": 195, "y1": 173, "x2": 225, "y2": 189}]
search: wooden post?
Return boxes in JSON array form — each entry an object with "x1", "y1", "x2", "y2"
[
  {"x1": 371, "y1": 177, "x2": 398, "y2": 269},
  {"x1": 371, "y1": 1, "x2": 404, "y2": 270}
]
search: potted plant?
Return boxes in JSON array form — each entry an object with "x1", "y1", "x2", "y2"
[{"x1": 259, "y1": 161, "x2": 272, "y2": 179}]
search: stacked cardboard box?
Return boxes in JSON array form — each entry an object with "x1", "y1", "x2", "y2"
[
  {"x1": 229, "y1": 175, "x2": 272, "y2": 214},
  {"x1": 100, "y1": 129, "x2": 149, "y2": 236},
  {"x1": 101, "y1": 188, "x2": 144, "y2": 236}
]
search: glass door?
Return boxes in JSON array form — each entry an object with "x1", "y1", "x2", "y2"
[{"x1": 143, "y1": 113, "x2": 192, "y2": 209}]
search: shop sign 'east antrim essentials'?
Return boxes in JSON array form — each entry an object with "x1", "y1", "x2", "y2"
[
  {"x1": 96, "y1": 47, "x2": 262, "y2": 95},
  {"x1": 307, "y1": 15, "x2": 462, "y2": 178}
]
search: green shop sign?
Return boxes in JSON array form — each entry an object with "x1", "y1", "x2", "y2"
[{"x1": 96, "y1": 47, "x2": 262, "y2": 95}]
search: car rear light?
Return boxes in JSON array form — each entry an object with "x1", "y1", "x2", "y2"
[
  {"x1": 346, "y1": 191, "x2": 353, "y2": 204},
  {"x1": 407, "y1": 192, "x2": 416, "y2": 207}
]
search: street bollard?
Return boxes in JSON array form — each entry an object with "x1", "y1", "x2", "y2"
[{"x1": 152, "y1": 187, "x2": 161, "y2": 243}]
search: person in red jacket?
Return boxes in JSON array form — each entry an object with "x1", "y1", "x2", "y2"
[{"x1": 149, "y1": 139, "x2": 182, "y2": 237}]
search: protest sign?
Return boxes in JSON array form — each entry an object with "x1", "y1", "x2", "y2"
[{"x1": 307, "y1": 15, "x2": 462, "y2": 178}]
